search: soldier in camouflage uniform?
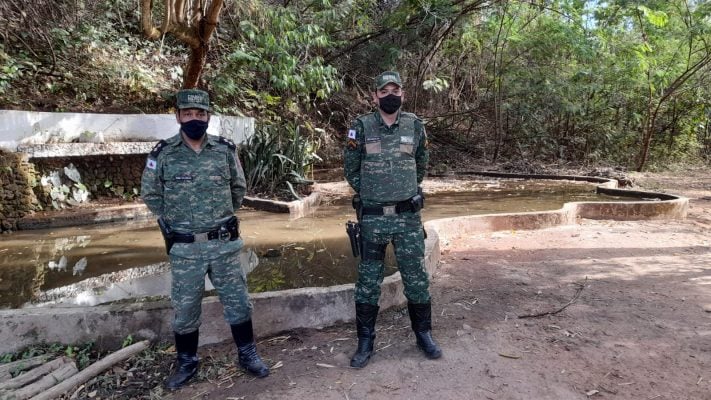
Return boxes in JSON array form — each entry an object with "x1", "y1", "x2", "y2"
[
  {"x1": 343, "y1": 71, "x2": 442, "y2": 368},
  {"x1": 141, "y1": 89, "x2": 269, "y2": 390}
]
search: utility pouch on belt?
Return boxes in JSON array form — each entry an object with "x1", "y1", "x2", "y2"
[
  {"x1": 409, "y1": 186, "x2": 425, "y2": 212},
  {"x1": 346, "y1": 220, "x2": 361, "y2": 258},
  {"x1": 225, "y1": 215, "x2": 240, "y2": 241},
  {"x1": 157, "y1": 217, "x2": 175, "y2": 255}
]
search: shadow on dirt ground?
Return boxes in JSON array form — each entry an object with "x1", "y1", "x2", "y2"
[{"x1": 39, "y1": 167, "x2": 711, "y2": 400}]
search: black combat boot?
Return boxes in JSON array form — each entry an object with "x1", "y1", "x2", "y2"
[
  {"x1": 407, "y1": 302, "x2": 443, "y2": 359},
  {"x1": 350, "y1": 303, "x2": 379, "y2": 368},
  {"x1": 230, "y1": 319, "x2": 270, "y2": 378},
  {"x1": 165, "y1": 330, "x2": 200, "y2": 390}
]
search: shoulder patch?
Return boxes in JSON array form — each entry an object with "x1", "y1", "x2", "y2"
[
  {"x1": 149, "y1": 140, "x2": 168, "y2": 158},
  {"x1": 217, "y1": 136, "x2": 237, "y2": 150}
]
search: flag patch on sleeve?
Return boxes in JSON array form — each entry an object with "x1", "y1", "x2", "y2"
[
  {"x1": 146, "y1": 158, "x2": 157, "y2": 170},
  {"x1": 348, "y1": 129, "x2": 357, "y2": 139}
]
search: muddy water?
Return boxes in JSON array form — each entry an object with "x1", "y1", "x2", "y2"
[{"x1": 0, "y1": 179, "x2": 622, "y2": 309}]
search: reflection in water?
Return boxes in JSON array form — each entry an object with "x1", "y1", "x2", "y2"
[{"x1": 0, "y1": 178, "x2": 619, "y2": 309}]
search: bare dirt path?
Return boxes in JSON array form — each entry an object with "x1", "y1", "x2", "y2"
[{"x1": 149, "y1": 169, "x2": 711, "y2": 400}]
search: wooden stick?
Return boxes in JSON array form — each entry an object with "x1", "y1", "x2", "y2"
[
  {"x1": 0, "y1": 357, "x2": 69, "y2": 391},
  {"x1": 28, "y1": 340, "x2": 150, "y2": 400},
  {"x1": 518, "y1": 278, "x2": 588, "y2": 319},
  {"x1": 0, "y1": 356, "x2": 51, "y2": 382},
  {"x1": 12, "y1": 362, "x2": 78, "y2": 400}
]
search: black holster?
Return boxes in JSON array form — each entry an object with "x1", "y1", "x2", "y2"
[
  {"x1": 346, "y1": 194, "x2": 364, "y2": 258},
  {"x1": 157, "y1": 217, "x2": 175, "y2": 254},
  {"x1": 346, "y1": 220, "x2": 361, "y2": 257}
]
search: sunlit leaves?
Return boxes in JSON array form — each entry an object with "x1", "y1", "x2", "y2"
[
  {"x1": 422, "y1": 77, "x2": 450, "y2": 93},
  {"x1": 637, "y1": 5, "x2": 668, "y2": 28}
]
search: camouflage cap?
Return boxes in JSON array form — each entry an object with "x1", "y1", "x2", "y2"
[
  {"x1": 176, "y1": 89, "x2": 210, "y2": 111},
  {"x1": 374, "y1": 71, "x2": 403, "y2": 90}
]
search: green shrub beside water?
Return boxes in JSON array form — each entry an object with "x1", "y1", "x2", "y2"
[{"x1": 240, "y1": 122, "x2": 321, "y2": 200}]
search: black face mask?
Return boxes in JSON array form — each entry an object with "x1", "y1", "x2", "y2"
[
  {"x1": 181, "y1": 119, "x2": 209, "y2": 140},
  {"x1": 378, "y1": 94, "x2": 402, "y2": 115}
]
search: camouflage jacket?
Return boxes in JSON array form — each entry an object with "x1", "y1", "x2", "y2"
[
  {"x1": 343, "y1": 111, "x2": 429, "y2": 205},
  {"x1": 140, "y1": 132, "x2": 247, "y2": 233}
]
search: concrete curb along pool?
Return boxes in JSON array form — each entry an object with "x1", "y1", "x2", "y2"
[
  {"x1": 15, "y1": 192, "x2": 323, "y2": 230},
  {"x1": 0, "y1": 173, "x2": 688, "y2": 354}
]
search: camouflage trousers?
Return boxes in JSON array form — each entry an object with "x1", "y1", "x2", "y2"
[
  {"x1": 169, "y1": 238, "x2": 251, "y2": 334},
  {"x1": 355, "y1": 212, "x2": 430, "y2": 305}
]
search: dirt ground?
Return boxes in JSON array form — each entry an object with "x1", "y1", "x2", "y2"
[{"x1": 106, "y1": 168, "x2": 711, "y2": 399}]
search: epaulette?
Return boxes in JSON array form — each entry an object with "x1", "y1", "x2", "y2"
[
  {"x1": 149, "y1": 140, "x2": 168, "y2": 158},
  {"x1": 401, "y1": 111, "x2": 420, "y2": 121},
  {"x1": 217, "y1": 136, "x2": 236, "y2": 150}
]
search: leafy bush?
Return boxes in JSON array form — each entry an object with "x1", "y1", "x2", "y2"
[
  {"x1": 240, "y1": 122, "x2": 321, "y2": 199},
  {"x1": 210, "y1": 2, "x2": 341, "y2": 117}
]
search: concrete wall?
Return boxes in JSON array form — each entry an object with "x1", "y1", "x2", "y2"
[
  {"x1": 0, "y1": 150, "x2": 41, "y2": 232},
  {"x1": 0, "y1": 110, "x2": 254, "y2": 151},
  {"x1": 0, "y1": 110, "x2": 256, "y2": 232},
  {"x1": 0, "y1": 153, "x2": 149, "y2": 231}
]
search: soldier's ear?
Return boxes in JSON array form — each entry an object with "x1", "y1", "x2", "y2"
[{"x1": 175, "y1": 111, "x2": 181, "y2": 124}]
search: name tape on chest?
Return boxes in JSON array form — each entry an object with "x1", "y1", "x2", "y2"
[{"x1": 174, "y1": 174, "x2": 193, "y2": 181}]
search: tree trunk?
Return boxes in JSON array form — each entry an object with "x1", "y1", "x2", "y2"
[
  {"x1": 636, "y1": 80, "x2": 657, "y2": 172},
  {"x1": 490, "y1": 1, "x2": 509, "y2": 163},
  {"x1": 183, "y1": 45, "x2": 207, "y2": 89},
  {"x1": 636, "y1": 118, "x2": 654, "y2": 172}
]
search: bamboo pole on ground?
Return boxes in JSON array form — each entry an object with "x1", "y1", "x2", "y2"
[
  {"x1": 0, "y1": 358, "x2": 69, "y2": 391},
  {"x1": 11, "y1": 363, "x2": 78, "y2": 400},
  {"x1": 28, "y1": 340, "x2": 150, "y2": 400},
  {"x1": 0, "y1": 356, "x2": 51, "y2": 383}
]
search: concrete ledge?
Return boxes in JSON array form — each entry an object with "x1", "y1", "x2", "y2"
[
  {"x1": 17, "y1": 142, "x2": 156, "y2": 158},
  {"x1": 431, "y1": 171, "x2": 620, "y2": 188},
  {"x1": 16, "y1": 204, "x2": 153, "y2": 230},
  {"x1": 242, "y1": 190, "x2": 321, "y2": 219},
  {"x1": 426, "y1": 206, "x2": 577, "y2": 244},
  {"x1": 16, "y1": 190, "x2": 323, "y2": 230},
  {"x1": 0, "y1": 110, "x2": 254, "y2": 151},
  {"x1": 0, "y1": 172, "x2": 688, "y2": 354}
]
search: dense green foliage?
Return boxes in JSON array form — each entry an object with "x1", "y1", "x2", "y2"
[
  {"x1": 240, "y1": 122, "x2": 320, "y2": 198},
  {"x1": 1, "y1": 0, "x2": 709, "y2": 171}
]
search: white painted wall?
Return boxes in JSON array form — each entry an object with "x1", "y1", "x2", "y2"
[{"x1": 0, "y1": 110, "x2": 255, "y2": 151}]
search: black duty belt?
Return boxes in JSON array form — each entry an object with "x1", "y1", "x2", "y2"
[
  {"x1": 361, "y1": 200, "x2": 417, "y2": 216},
  {"x1": 172, "y1": 228, "x2": 236, "y2": 243}
]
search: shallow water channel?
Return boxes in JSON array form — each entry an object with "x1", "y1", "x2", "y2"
[{"x1": 0, "y1": 178, "x2": 625, "y2": 309}]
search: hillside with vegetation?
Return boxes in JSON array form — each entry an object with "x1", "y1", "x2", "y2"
[{"x1": 1, "y1": 0, "x2": 710, "y2": 176}]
